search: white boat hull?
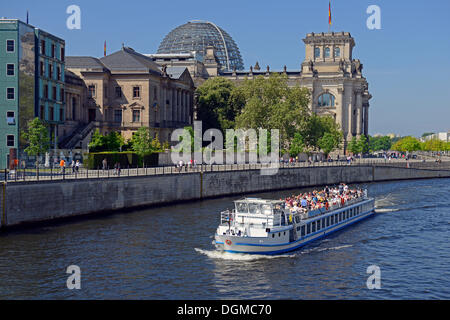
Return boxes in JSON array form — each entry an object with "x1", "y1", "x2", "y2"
[{"x1": 215, "y1": 199, "x2": 375, "y2": 255}]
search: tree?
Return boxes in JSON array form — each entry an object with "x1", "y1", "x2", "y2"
[
  {"x1": 318, "y1": 132, "x2": 341, "y2": 157},
  {"x1": 392, "y1": 136, "x2": 422, "y2": 152},
  {"x1": 347, "y1": 137, "x2": 360, "y2": 155},
  {"x1": 196, "y1": 77, "x2": 244, "y2": 133},
  {"x1": 357, "y1": 135, "x2": 370, "y2": 154},
  {"x1": 422, "y1": 138, "x2": 447, "y2": 152},
  {"x1": 88, "y1": 129, "x2": 124, "y2": 152},
  {"x1": 369, "y1": 135, "x2": 392, "y2": 152},
  {"x1": 130, "y1": 127, "x2": 154, "y2": 156},
  {"x1": 289, "y1": 132, "x2": 304, "y2": 157},
  {"x1": 21, "y1": 118, "x2": 51, "y2": 163},
  {"x1": 235, "y1": 74, "x2": 310, "y2": 149},
  {"x1": 302, "y1": 114, "x2": 343, "y2": 151}
]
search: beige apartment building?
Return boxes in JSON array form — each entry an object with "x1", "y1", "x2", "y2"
[{"x1": 61, "y1": 47, "x2": 194, "y2": 149}]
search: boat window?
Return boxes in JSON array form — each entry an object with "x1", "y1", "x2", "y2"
[
  {"x1": 327, "y1": 216, "x2": 330, "y2": 227},
  {"x1": 301, "y1": 225, "x2": 306, "y2": 237},
  {"x1": 272, "y1": 234, "x2": 275, "y2": 238},
  {"x1": 307, "y1": 223, "x2": 311, "y2": 234},
  {"x1": 295, "y1": 216, "x2": 301, "y2": 224},
  {"x1": 236, "y1": 202, "x2": 248, "y2": 213},
  {"x1": 312, "y1": 221, "x2": 316, "y2": 233},
  {"x1": 261, "y1": 204, "x2": 272, "y2": 215},
  {"x1": 248, "y1": 203, "x2": 261, "y2": 214},
  {"x1": 335, "y1": 214, "x2": 338, "y2": 223},
  {"x1": 317, "y1": 220, "x2": 321, "y2": 231}
]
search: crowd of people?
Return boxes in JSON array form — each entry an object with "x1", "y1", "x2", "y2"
[{"x1": 281, "y1": 183, "x2": 365, "y2": 214}]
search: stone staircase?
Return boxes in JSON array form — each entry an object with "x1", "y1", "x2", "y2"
[{"x1": 60, "y1": 121, "x2": 97, "y2": 150}]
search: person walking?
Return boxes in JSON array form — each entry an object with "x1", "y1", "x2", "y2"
[
  {"x1": 114, "y1": 162, "x2": 121, "y2": 175},
  {"x1": 75, "y1": 160, "x2": 80, "y2": 174},
  {"x1": 60, "y1": 159, "x2": 65, "y2": 174},
  {"x1": 102, "y1": 158, "x2": 108, "y2": 171},
  {"x1": 71, "y1": 160, "x2": 75, "y2": 174}
]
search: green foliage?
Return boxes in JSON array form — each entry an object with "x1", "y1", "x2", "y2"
[
  {"x1": 318, "y1": 132, "x2": 341, "y2": 157},
  {"x1": 422, "y1": 138, "x2": 448, "y2": 152},
  {"x1": 235, "y1": 74, "x2": 311, "y2": 148},
  {"x1": 392, "y1": 136, "x2": 422, "y2": 152},
  {"x1": 301, "y1": 114, "x2": 343, "y2": 152},
  {"x1": 130, "y1": 127, "x2": 165, "y2": 156},
  {"x1": 289, "y1": 132, "x2": 304, "y2": 157},
  {"x1": 196, "y1": 77, "x2": 244, "y2": 132},
  {"x1": 357, "y1": 135, "x2": 370, "y2": 154},
  {"x1": 88, "y1": 129, "x2": 124, "y2": 152},
  {"x1": 369, "y1": 135, "x2": 392, "y2": 152},
  {"x1": 347, "y1": 137, "x2": 359, "y2": 155},
  {"x1": 21, "y1": 118, "x2": 51, "y2": 159}
]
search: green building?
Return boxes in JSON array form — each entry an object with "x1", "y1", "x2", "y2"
[{"x1": 0, "y1": 19, "x2": 65, "y2": 168}]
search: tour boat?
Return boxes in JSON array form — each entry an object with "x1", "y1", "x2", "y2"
[{"x1": 214, "y1": 190, "x2": 375, "y2": 255}]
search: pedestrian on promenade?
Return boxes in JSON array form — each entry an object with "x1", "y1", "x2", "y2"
[
  {"x1": 75, "y1": 160, "x2": 80, "y2": 173},
  {"x1": 60, "y1": 159, "x2": 65, "y2": 174},
  {"x1": 102, "y1": 158, "x2": 108, "y2": 171},
  {"x1": 114, "y1": 162, "x2": 121, "y2": 175},
  {"x1": 71, "y1": 160, "x2": 75, "y2": 173}
]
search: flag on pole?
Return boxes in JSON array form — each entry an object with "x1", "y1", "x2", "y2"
[
  {"x1": 104, "y1": 41, "x2": 107, "y2": 57},
  {"x1": 329, "y1": 1, "x2": 332, "y2": 26}
]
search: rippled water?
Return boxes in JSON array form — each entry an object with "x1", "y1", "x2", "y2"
[{"x1": 0, "y1": 178, "x2": 449, "y2": 299}]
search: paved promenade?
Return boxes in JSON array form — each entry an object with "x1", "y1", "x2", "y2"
[{"x1": 2, "y1": 158, "x2": 450, "y2": 184}]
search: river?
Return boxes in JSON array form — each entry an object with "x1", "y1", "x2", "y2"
[{"x1": 0, "y1": 178, "x2": 449, "y2": 299}]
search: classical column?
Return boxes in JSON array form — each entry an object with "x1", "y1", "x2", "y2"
[
  {"x1": 345, "y1": 85, "x2": 353, "y2": 141},
  {"x1": 336, "y1": 87, "x2": 345, "y2": 134},
  {"x1": 363, "y1": 104, "x2": 369, "y2": 136},
  {"x1": 356, "y1": 91, "x2": 363, "y2": 136}
]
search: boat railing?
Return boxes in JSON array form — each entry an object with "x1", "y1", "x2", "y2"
[
  {"x1": 297, "y1": 190, "x2": 369, "y2": 220},
  {"x1": 220, "y1": 210, "x2": 235, "y2": 225}
]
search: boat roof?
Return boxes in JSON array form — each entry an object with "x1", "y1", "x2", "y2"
[{"x1": 235, "y1": 198, "x2": 284, "y2": 205}]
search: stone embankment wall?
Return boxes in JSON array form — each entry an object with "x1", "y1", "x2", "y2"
[{"x1": 1, "y1": 165, "x2": 449, "y2": 228}]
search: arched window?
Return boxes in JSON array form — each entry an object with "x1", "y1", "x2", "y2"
[
  {"x1": 314, "y1": 47, "x2": 320, "y2": 58},
  {"x1": 318, "y1": 93, "x2": 336, "y2": 107},
  {"x1": 325, "y1": 47, "x2": 330, "y2": 58},
  {"x1": 334, "y1": 47, "x2": 341, "y2": 58}
]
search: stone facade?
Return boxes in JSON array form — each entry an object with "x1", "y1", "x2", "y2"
[
  {"x1": 62, "y1": 47, "x2": 195, "y2": 148},
  {"x1": 150, "y1": 32, "x2": 371, "y2": 152}
]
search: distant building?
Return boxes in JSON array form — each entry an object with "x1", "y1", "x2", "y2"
[
  {"x1": 421, "y1": 131, "x2": 450, "y2": 142},
  {"x1": 0, "y1": 18, "x2": 65, "y2": 168},
  {"x1": 150, "y1": 27, "x2": 372, "y2": 151},
  {"x1": 63, "y1": 46, "x2": 195, "y2": 148}
]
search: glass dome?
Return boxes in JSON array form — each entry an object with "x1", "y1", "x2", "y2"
[{"x1": 157, "y1": 20, "x2": 244, "y2": 71}]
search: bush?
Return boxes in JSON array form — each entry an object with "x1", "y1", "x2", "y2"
[{"x1": 86, "y1": 152, "x2": 159, "y2": 169}]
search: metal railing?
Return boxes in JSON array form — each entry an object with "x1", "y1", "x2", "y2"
[{"x1": 2, "y1": 159, "x2": 450, "y2": 183}]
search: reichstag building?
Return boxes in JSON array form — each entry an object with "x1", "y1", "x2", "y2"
[{"x1": 148, "y1": 20, "x2": 372, "y2": 148}]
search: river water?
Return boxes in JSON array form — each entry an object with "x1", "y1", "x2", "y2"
[{"x1": 0, "y1": 178, "x2": 449, "y2": 300}]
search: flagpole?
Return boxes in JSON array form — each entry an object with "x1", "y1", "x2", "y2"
[{"x1": 328, "y1": 0, "x2": 331, "y2": 33}]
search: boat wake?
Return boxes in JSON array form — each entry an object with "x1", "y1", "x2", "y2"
[
  {"x1": 375, "y1": 208, "x2": 400, "y2": 213},
  {"x1": 194, "y1": 248, "x2": 296, "y2": 261},
  {"x1": 300, "y1": 244, "x2": 353, "y2": 254}
]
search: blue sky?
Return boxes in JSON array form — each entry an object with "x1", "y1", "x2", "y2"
[{"x1": 2, "y1": 0, "x2": 449, "y2": 137}]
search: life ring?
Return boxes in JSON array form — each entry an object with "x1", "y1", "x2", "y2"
[{"x1": 225, "y1": 240, "x2": 232, "y2": 246}]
